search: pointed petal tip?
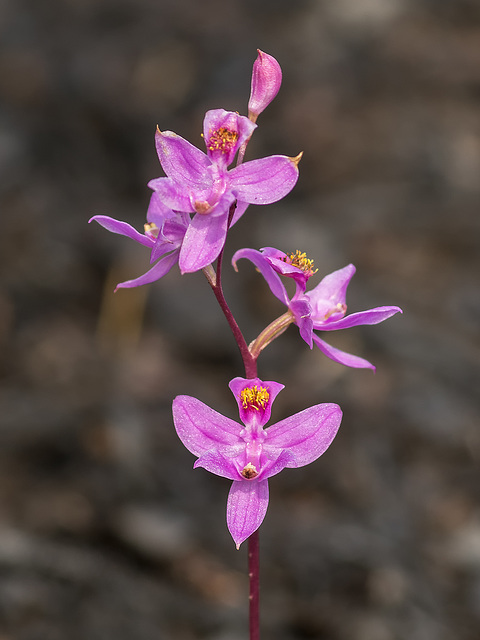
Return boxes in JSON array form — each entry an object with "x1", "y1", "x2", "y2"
[{"x1": 290, "y1": 151, "x2": 303, "y2": 167}]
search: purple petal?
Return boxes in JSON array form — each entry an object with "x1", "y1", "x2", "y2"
[
  {"x1": 312, "y1": 334, "x2": 375, "y2": 370},
  {"x1": 172, "y1": 396, "x2": 242, "y2": 457},
  {"x1": 315, "y1": 306, "x2": 403, "y2": 331},
  {"x1": 89, "y1": 215, "x2": 154, "y2": 248},
  {"x1": 229, "y1": 377, "x2": 284, "y2": 428},
  {"x1": 155, "y1": 130, "x2": 212, "y2": 190},
  {"x1": 232, "y1": 248, "x2": 290, "y2": 306},
  {"x1": 227, "y1": 479, "x2": 269, "y2": 548},
  {"x1": 307, "y1": 264, "x2": 356, "y2": 307},
  {"x1": 178, "y1": 209, "x2": 229, "y2": 273},
  {"x1": 148, "y1": 177, "x2": 194, "y2": 212},
  {"x1": 257, "y1": 447, "x2": 295, "y2": 480},
  {"x1": 229, "y1": 155, "x2": 299, "y2": 205},
  {"x1": 194, "y1": 445, "x2": 245, "y2": 480},
  {"x1": 266, "y1": 403, "x2": 342, "y2": 467},
  {"x1": 115, "y1": 250, "x2": 179, "y2": 290},
  {"x1": 146, "y1": 192, "x2": 176, "y2": 225}
]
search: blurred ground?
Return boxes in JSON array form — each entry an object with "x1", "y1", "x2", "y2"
[{"x1": 1, "y1": 0, "x2": 480, "y2": 639}]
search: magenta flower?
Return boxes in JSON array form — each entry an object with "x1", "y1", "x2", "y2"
[
  {"x1": 248, "y1": 50, "x2": 282, "y2": 121},
  {"x1": 150, "y1": 108, "x2": 301, "y2": 273},
  {"x1": 233, "y1": 248, "x2": 403, "y2": 370},
  {"x1": 89, "y1": 193, "x2": 189, "y2": 289},
  {"x1": 172, "y1": 377, "x2": 342, "y2": 548}
]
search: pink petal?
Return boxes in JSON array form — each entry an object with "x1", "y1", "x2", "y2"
[
  {"x1": 115, "y1": 250, "x2": 179, "y2": 290},
  {"x1": 265, "y1": 403, "x2": 342, "y2": 467},
  {"x1": 229, "y1": 155, "x2": 299, "y2": 205},
  {"x1": 89, "y1": 215, "x2": 154, "y2": 248},
  {"x1": 148, "y1": 177, "x2": 194, "y2": 212},
  {"x1": 155, "y1": 130, "x2": 212, "y2": 190},
  {"x1": 194, "y1": 445, "x2": 245, "y2": 480},
  {"x1": 227, "y1": 479, "x2": 269, "y2": 548},
  {"x1": 172, "y1": 396, "x2": 242, "y2": 457},
  {"x1": 248, "y1": 50, "x2": 282, "y2": 119},
  {"x1": 307, "y1": 264, "x2": 355, "y2": 310},
  {"x1": 312, "y1": 334, "x2": 375, "y2": 370},
  {"x1": 316, "y1": 306, "x2": 403, "y2": 331},
  {"x1": 178, "y1": 210, "x2": 229, "y2": 273},
  {"x1": 232, "y1": 248, "x2": 290, "y2": 306}
]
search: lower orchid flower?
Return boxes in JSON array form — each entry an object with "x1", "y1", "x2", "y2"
[
  {"x1": 172, "y1": 377, "x2": 342, "y2": 548},
  {"x1": 233, "y1": 248, "x2": 402, "y2": 370}
]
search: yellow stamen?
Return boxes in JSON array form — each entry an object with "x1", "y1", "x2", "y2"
[
  {"x1": 282, "y1": 250, "x2": 317, "y2": 276},
  {"x1": 207, "y1": 127, "x2": 239, "y2": 154},
  {"x1": 240, "y1": 386, "x2": 270, "y2": 411}
]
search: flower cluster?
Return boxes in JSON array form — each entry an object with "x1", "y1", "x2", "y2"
[{"x1": 91, "y1": 50, "x2": 402, "y2": 547}]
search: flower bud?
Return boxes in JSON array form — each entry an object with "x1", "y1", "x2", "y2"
[{"x1": 248, "y1": 50, "x2": 282, "y2": 122}]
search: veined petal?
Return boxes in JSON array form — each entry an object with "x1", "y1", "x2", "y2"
[
  {"x1": 172, "y1": 396, "x2": 242, "y2": 457},
  {"x1": 312, "y1": 334, "x2": 375, "y2": 370},
  {"x1": 227, "y1": 479, "x2": 269, "y2": 548},
  {"x1": 307, "y1": 264, "x2": 355, "y2": 310},
  {"x1": 155, "y1": 129, "x2": 212, "y2": 190},
  {"x1": 146, "y1": 192, "x2": 176, "y2": 225},
  {"x1": 89, "y1": 215, "x2": 154, "y2": 248},
  {"x1": 194, "y1": 445, "x2": 245, "y2": 480},
  {"x1": 229, "y1": 155, "x2": 299, "y2": 205},
  {"x1": 115, "y1": 250, "x2": 179, "y2": 290},
  {"x1": 178, "y1": 209, "x2": 229, "y2": 273},
  {"x1": 148, "y1": 177, "x2": 194, "y2": 212},
  {"x1": 266, "y1": 403, "x2": 342, "y2": 467},
  {"x1": 232, "y1": 248, "x2": 290, "y2": 307},
  {"x1": 257, "y1": 447, "x2": 295, "y2": 481},
  {"x1": 315, "y1": 306, "x2": 403, "y2": 331}
]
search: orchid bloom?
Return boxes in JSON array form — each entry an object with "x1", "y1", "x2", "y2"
[
  {"x1": 173, "y1": 377, "x2": 341, "y2": 548},
  {"x1": 233, "y1": 247, "x2": 402, "y2": 370},
  {"x1": 150, "y1": 108, "x2": 301, "y2": 273},
  {"x1": 89, "y1": 193, "x2": 189, "y2": 289},
  {"x1": 248, "y1": 50, "x2": 282, "y2": 121}
]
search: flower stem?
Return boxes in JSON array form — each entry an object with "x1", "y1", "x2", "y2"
[
  {"x1": 203, "y1": 199, "x2": 260, "y2": 640},
  {"x1": 248, "y1": 528, "x2": 260, "y2": 640}
]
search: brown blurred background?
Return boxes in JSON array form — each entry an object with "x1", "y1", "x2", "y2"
[{"x1": 1, "y1": 1, "x2": 479, "y2": 638}]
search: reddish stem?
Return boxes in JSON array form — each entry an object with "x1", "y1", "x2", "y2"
[{"x1": 248, "y1": 529, "x2": 260, "y2": 640}]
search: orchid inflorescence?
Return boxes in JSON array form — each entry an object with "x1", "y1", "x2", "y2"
[{"x1": 91, "y1": 50, "x2": 401, "y2": 553}]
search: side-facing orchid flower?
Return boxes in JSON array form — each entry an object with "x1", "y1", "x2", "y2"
[
  {"x1": 233, "y1": 248, "x2": 402, "y2": 370},
  {"x1": 151, "y1": 108, "x2": 302, "y2": 273},
  {"x1": 172, "y1": 377, "x2": 342, "y2": 548},
  {"x1": 89, "y1": 193, "x2": 190, "y2": 289},
  {"x1": 248, "y1": 50, "x2": 282, "y2": 122}
]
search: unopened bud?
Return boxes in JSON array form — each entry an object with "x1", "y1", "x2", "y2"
[{"x1": 248, "y1": 50, "x2": 282, "y2": 122}]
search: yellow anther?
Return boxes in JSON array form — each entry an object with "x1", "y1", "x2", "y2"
[
  {"x1": 240, "y1": 386, "x2": 270, "y2": 411},
  {"x1": 282, "y1": 250, "x2": 317, "y2": 276},
  {"x1": 207, "y1": 127, "x2": 239, "y2": 153}
]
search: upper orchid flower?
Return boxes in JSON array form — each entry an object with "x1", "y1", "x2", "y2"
[
  {"x1": 150, "y1": 108, "x2": 301, "y2": 273},
  {"x1": 89, "y1": 193, "x2": 189, "y2": 289},
  {"x1": 248, "y1": 50, "x2": 282, "y2": 122},
  {"x1": 172, "y1": 377, "x2": 342, "y2": 547},
  {"x1": 233, "y1": 247, "x2": 403, "y2": 370}
]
